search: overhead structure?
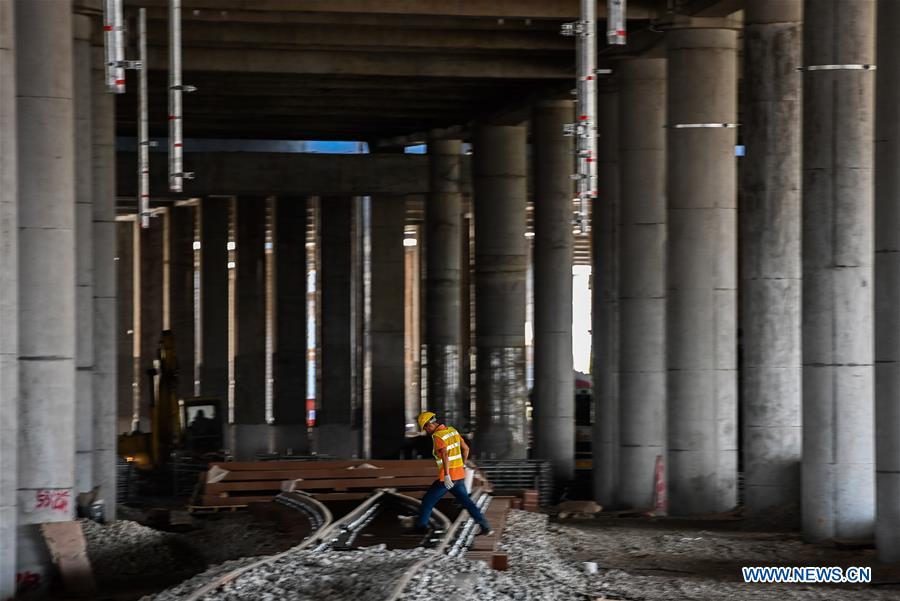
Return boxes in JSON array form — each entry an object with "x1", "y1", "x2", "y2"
[
  {"x1": 562, "y1": 0, "x2": 598, "y2": 233},
  {"x1": 103, "y1": 0, "x2": 126, "y2": 93}
]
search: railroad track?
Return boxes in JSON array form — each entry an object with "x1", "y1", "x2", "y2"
[{"x1": 178, "y1": 487, "x2": 490, "y2": 601}]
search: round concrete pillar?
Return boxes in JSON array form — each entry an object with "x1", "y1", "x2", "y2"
[
  {"x1": 740, "y1": 0, "x2": 803, "y2": 517},
  {"x1": 802, "y1": 0, "x2": 876, "y2": 543},
  {"x1": 666, "y1": 23, "x2": 739, "y2": 514},
  {"x1": 425, "y1": 138, "x2": 465, "y2": 428},
  {"x1": 15, "y1": 0, "x2": 76, "y2": 587},
  {"x1": 473, "y1": 124, "x2": 527, "y2": 459},
  {"x1": 617, "y1": 58, "x2": 667, "y2": 510},
  {"x1": 876, "y1": 0, "x2": 900, "y2": 562},
  {"x1": 532, "y1": 101, "x2": 575, "y2": 485},
  {"x1": 592, "y1": 82, "x2": 620, "y2": 507}
]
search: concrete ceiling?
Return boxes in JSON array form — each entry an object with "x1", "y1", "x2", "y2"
[{"x1": 117, "y1": 0, "x2": 693, "y2": 142}]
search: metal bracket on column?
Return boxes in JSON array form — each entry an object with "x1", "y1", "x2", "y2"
[
  {"x1": 798, "y1": 64, "x2": 876, "y2": 72},
  {"x1": 667, "y1": 123, "x2": 740, "y2": 129}
]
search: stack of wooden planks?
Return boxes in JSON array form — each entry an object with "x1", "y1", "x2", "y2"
[{"x1": 192, "y1": 459, "x2": 451, "y2": 509}]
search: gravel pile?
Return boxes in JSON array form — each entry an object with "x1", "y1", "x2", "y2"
[
  {"x1": 143, "y1": 509, "x2": 603, "y2": 601},
  {"x1": 81, "y1": 519, "x2": 202, "y2": 578}
]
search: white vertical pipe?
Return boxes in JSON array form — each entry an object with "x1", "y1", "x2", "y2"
[
  {"x1": 607, "y1": 0, "x2": 627, "y2": 45},
  {"x1": 103, "y1": 0, "x2": 125, "y2": 93},
  {"x1": 169, "y1": 0, "x2": 184, "y2": 192},
  {"x1": 138, "y1": 8, "x2": 149, "y2": 228},
  {"x1": 575, "y1": 0, "x2": 597, "y2": 233}
]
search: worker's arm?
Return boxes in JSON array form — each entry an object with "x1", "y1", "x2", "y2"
[
  {"x1": 460, "y1": 437, "x2": 470, "y2": 465},
  {"x1": 439, "y1": 447, "x2": 453, "y2": 488}
]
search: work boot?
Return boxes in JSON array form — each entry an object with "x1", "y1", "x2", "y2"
[
  {"x1": 475, "y1": 525, "x2": 494, "y2": 537},
  {"x1": 411, "y1": 524, "x2": 429, "y2": 535}
]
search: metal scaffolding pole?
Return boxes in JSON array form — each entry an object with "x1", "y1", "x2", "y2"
[
  {"x1": 168, "y1": 0, "x2": 193, "y2": 191},
  {"x1": 103, "y1": 0, "x2": 126, "y2": 93},
  {"x1": 563, "y1": 0, "x2": 597, "y2": 233},
  {"x1": 137, "y1": 8, "x2": 150, "y2": 228}
]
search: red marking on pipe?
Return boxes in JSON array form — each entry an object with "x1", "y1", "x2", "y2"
[
  {"x1": 586, "y1": 158, "x2": 594, "y2": 163},
  {"x1": 168, "y1": 115, "x2": 177, "y2": 120},
  {"x1": 579, "y1": 115, "x2": 588, "y2": 121},
  {"x1": 617, "y1": 30, "x2": 627, "y2": 36},
  {"x1": 174, "y1": 143, "x2": 183, "y2": 148},
  {"x1": 585, "y1": 75, "x2": 594, "y2": 80},
  {"x1": 104, "y1": 25, "x2": 113, "y2": 31},
  {"x1": 141, "y1": 194, "x2": 150, "y2": 198},
  {"x1": 115, "y1": 79, "x2": 125, "y2": 85}
]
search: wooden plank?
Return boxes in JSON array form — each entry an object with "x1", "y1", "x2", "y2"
[
  {"x1": 210, "y1": 459, "x2": 435, "y2": 471},
  {"x1": 202, "y1": 494, "x2": 276, "y2": 505},
  {"x1": 206, "y1": 475, "x2": 435, "y2": 493},
  {"x1": 40, "y1": 522, "x2": 97, "y2": 596},
  {"x1": 212, "y1": 466, "x2": 437, "y2": 481}
]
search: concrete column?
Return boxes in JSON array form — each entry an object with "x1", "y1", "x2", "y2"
[
  {"x1": 138, "y1": 217, "x2": 164, "y2": 432},
  {"x1": 0, "y1": 0, "x2": 16, "y2": 596},
  {"x1": 117, "y1": 220, "x2": 136, "y2": 433},
  {"x1": 877, "y1": 0, "x2": 900, "y2": 562},
  {"x1": 198, "y1": 198, "x2": 229, "y2": 403},
  {"x1": 473, "y1": 124, "x2": 528, "y2": 460},
  {"x1": 425, "y1": 138, "x2": 465, "y2": 428},
  {"x1": 318, "y1": 196, "x2": 360, "y2": 457},
  {"x1": 617, "y1": 58, "x2": 667, "y2": 510},
  {"x1": 164, "y1": 204, "x2": 195, "y2": 400},
  {"x1": 666, "y1": 22, "x2": 739, "y2": 514},
  {"x1": 15, "y1": 0, "x2": 76, "y2": 585},
  {"x1": 91, "y1": 42, "x2": 117, "y2": 521},
  {"x1": 73, "y1": 15, "x2": 94, "y2": 497},
  {"x1": 532, "y1": 101, "x2": 575, "y2": 485},
  {"x1": 593, "y1": 83, "x2": 620, "y2": 506},
  {"x1": 370, "y1": 195, "x2": 406, "y2": 458},
  {"x1": 802, "y1": 0, "x2": 876, "y2": 542},
  {"x1": 272, "y1": 197, "x2": 308, "y2": 453},
  {"x1": 740, "y1": 1, "x2": 803, "y2": 517},
  {"x1": 231, "y1": 197, "x2": 267, "y2": 458}
]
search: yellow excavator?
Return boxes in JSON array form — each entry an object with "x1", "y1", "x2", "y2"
[{"x1": 117, "y1": 330, "x2": 223, "y2": 471}]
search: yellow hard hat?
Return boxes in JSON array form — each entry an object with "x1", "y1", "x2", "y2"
[{"x1": 417, "y1": 411, "x2": 436, "y2": 431}]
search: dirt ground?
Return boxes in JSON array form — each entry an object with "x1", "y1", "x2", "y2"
[{"x1": 553, "y1": 515, "x2": 900, "y2": 600}]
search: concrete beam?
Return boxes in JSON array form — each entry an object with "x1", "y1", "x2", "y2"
[
  {"x1": 145, "y1": 47, "x2": 571, "y2": 79},
  {"x1": 145, "y1": 21, "x2": 572, "y2": 52},
  {"x1": 116, "y1": 152, "x2": 468, "y2": 198},
  {"x1": 131, "y1": 0, "x2": 660, "y2": 20}
]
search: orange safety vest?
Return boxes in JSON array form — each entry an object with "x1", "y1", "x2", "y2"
[{"x1": 431, "y1": 425, "x2": 465, "y2": 481}]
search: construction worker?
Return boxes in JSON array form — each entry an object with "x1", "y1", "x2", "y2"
[{"x1": 414, "y1": 411, "x2": 493, "y2": 536}]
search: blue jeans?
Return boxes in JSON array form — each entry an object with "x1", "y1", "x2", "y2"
[{"x1": 416, "y1": 479, "x2": 490, "y2": 530}]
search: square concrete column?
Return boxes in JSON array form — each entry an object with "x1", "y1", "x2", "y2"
[
  {"x1": 137, "y1": 216, "x2": 164, "y2": 432},
  {"x1": 740, "y1": 0, "x2": 803, "y2": 518},
  {"x1": 164, "y1": 204, "x2": 196, "y2": 400},
  {"x1": 425, "y1": 138, "x2": 465, "y2": 428},
  {"x1": 73, "y1": 14, "x2": 94, "y2": 498},
  {"x1": 15, "y1": 0, "x2": 76, "y2": 586},
  {"x1": 370, "y1": 195, "x2": 406, "y2": 458},
  {"x1": 592, "y1": 82, "x2": 620, "y2": 507},
  {"x1": 317, "y1": 196, "x2": 361, "y2": 457},
  {"x1": 117, "y1": 219, "x2": 137, "y2": 433},
  {"x1": 0, "y1": 0, "x2": 16, "y2": 596},
  {"x1": 231, "y1": 197, "x2": 267, "y2": 458},
  {"x1": 91, "y1": 42, "x2": 117, "y2": 521},
  {"x1": 877, "y1": 0, "x2": 900, "y2": 562},
  {"x1": 198, "y1": 197, "x2": 230, "y2": 404},
  {"x1": 617, "y1": 58, "x2": 667, "y2": 510},
  {"x1": 666, "y1": 20, "x2": 739, "y2": 514},
  {"x1": 532, "y1": 100, "x2": 575, "y2": 486},
  {"x1": 802, "y1": 0, "x2": 876, "y2": 543},
  {"x1": 271, "y1": 197, "x2": 308, "y2": 453},
  {"x1": 472, "y1": 124, "x2": 528, "y2": 460}
]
